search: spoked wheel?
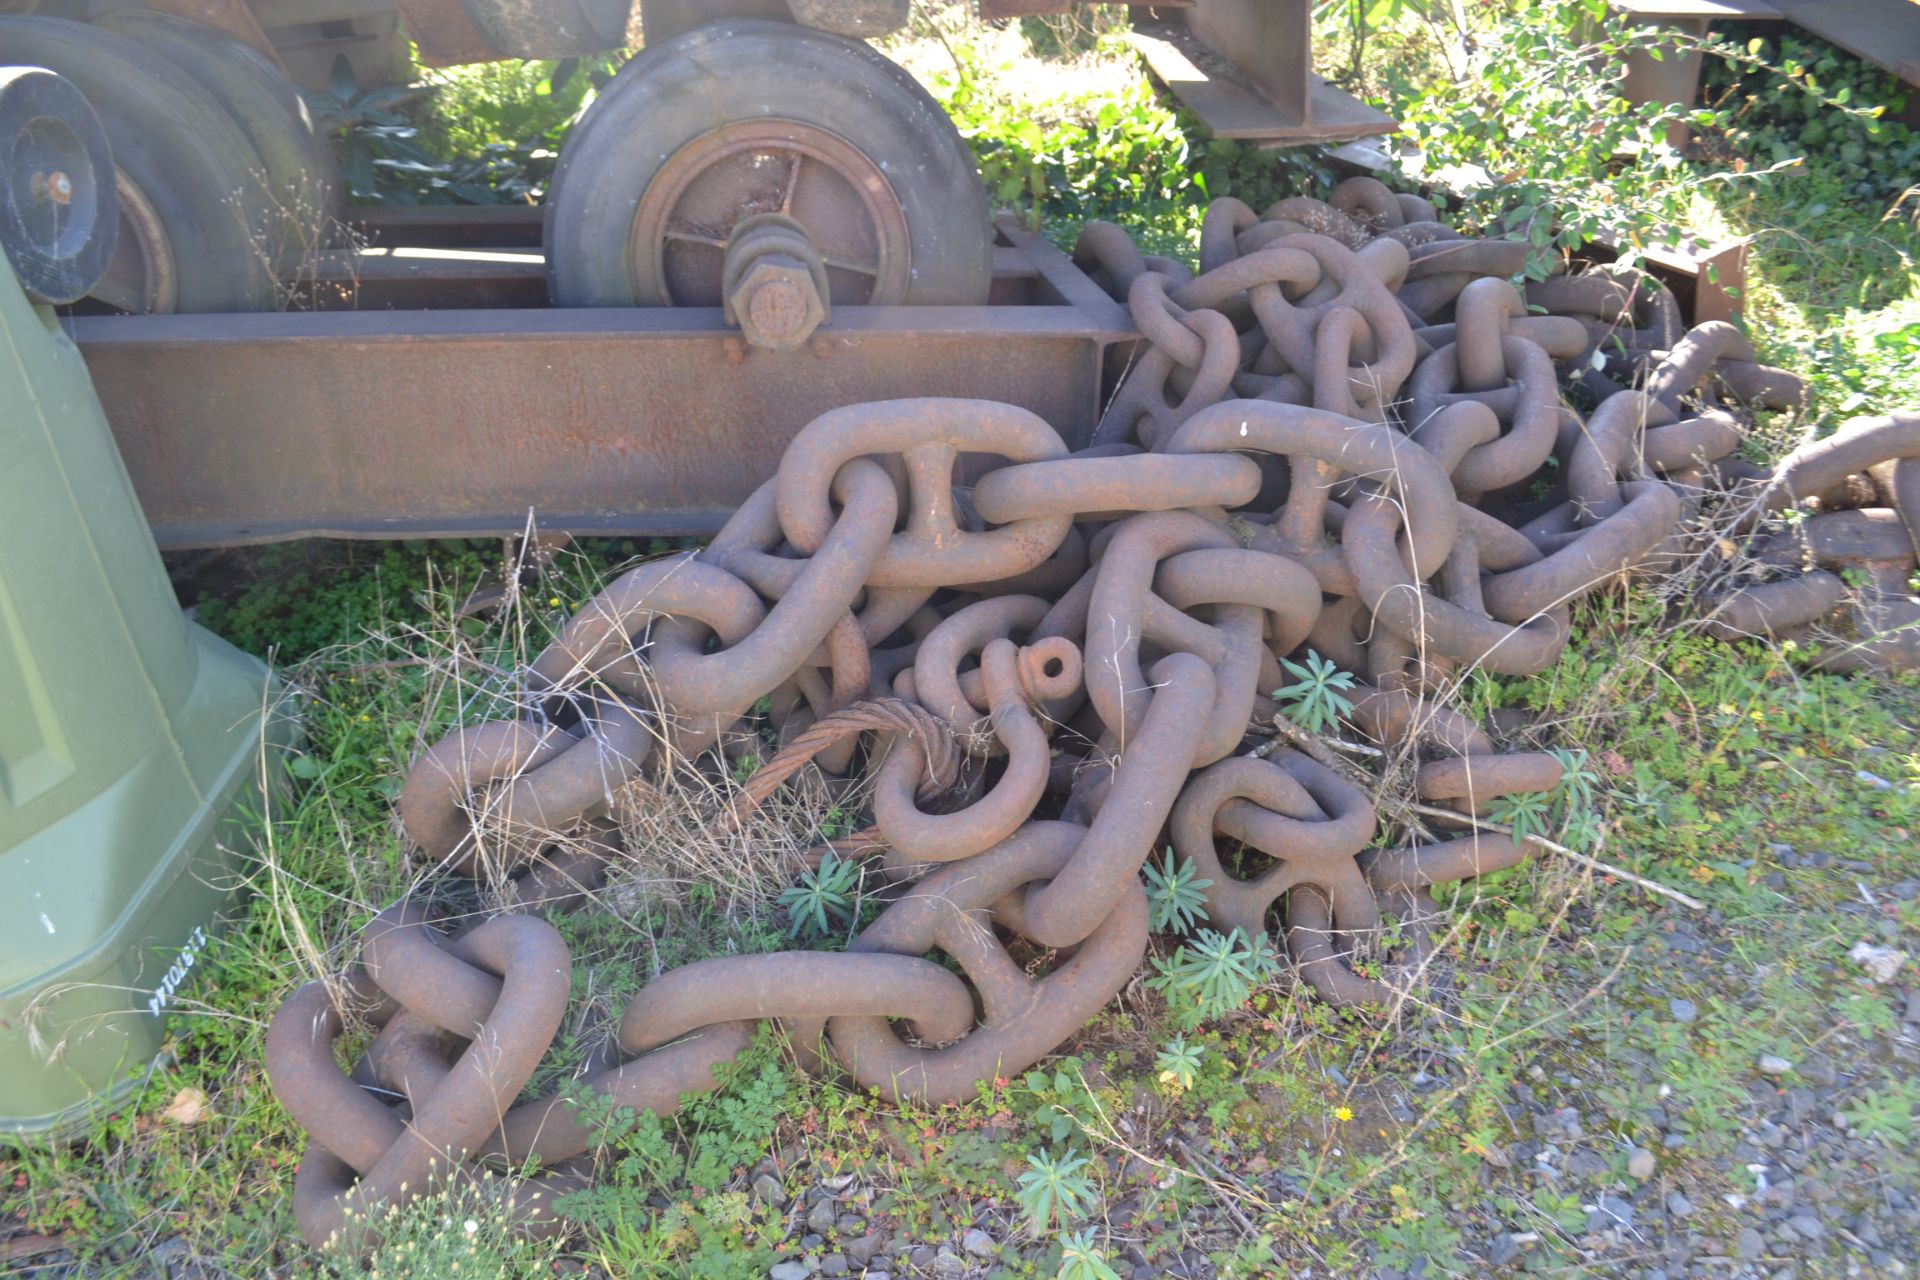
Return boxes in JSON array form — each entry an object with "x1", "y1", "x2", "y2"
[
  {"x1": 634, "y1": 118, "x2": 913, "y2": 306},
  {"x1": 546, "y1": 19, "x2": 991, "y2": 309}
]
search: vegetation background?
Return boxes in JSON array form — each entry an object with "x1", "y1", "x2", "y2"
[{"x1": 6, "y1": 3, "x2": 1919, "y2": 1278}]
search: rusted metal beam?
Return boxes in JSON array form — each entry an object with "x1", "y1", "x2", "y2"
[{"x1": 71, "y1": 227, "x2": 1132, "y2": 548}]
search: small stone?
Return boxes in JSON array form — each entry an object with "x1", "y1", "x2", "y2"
[
  {"x1": 1849, "y1": 941, "x2": 1909, "y2": 983},
  {"x1": 1487, "y1": 1233, "x2": 1522, "y2": 1266},
  {"x1": 807, "y1": 1198, "x2": 838, "y2": 1236},
  {"x1": 1737, "y1": 1227, "x2": 1767, "y2": 1260},
  {"x1": 1588, "y1": 1195, "x2": 1634, "y2": 1234},
  {"x1": 1628, "y1": 1148, "x2": 1657, "y2": 1180},
  {"x1": 1786, "y1": 1214, "x2": 1824, "y2": 1240},
  {"x1": 847, "y1": 1235, "x2": 884, "y2": 1266},
  {"x1": 1669, "y1": 998, "x2": 1698, "y2": 1024},
  {"x1": 1757, "y1": 1054, "x2": 1794, "y2": 1077},
  {"x1": 818, "y1": 1254, "x2": 849, "y2": 1277},
  {"x1": 962, "y1": 1228, "x2": 994, "y2": 1258},
  {"x1": 835, "y1": 1214, "x2": 865, "y2": 1236},
  {"x1": 1799, "y1": 1057, "x2": 1838, "y2": 1087},
  {"x1": 932, "y1": 1246, "x2": 966, "y2": 1277},
  {"x1": 1568, "y1": 1149, "x2": 1608, "y2": 1179},
  {"x1": 908, "y1": 1245, "x2": 937, "y2": 1270},
  {"x1": 769, "y1": 1264, "x2": 809, "y2": 1280},
  {"x1": 753, "y1": 1174, "x2": 788, "y2": 1207},
  {"x1": 1666, "y1": 1191, "x2": 1693, "y2": 1218}
]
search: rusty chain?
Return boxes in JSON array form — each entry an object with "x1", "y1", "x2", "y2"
[{"x1": 269, "y1": 177, "x2": 1920, "y2": 1254}]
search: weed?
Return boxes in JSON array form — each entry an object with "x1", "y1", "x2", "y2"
[
  {"x1": 1147, "y1": 928, "x2": 1282, "y2": 1029},
  {"x1": 779, "y1": 848, "x2": 862, "y2": 940},
  {"x1": 1015, "y1": 1147, "x2": 1096, "y2": 1229},
  {"x1": 1056, "y1": 1228, "x2": 1123, "y2": 1280},
  {"x1": 1154, "y1": 1036, "x2": 1205, "y2": 1091},
  {"x1": 1272, "y1": 650, "x2": 1357, "y2": 735},
  {"x1": 1844, "y1": 1083, "x2": 1917, "y2": 1146},
  {"x1": 1143, "y1": 846, "x2": 1212, "y2": 934}
]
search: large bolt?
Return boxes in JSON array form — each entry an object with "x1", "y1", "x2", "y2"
[
  {"x1": 31, "y1": 170, "x2": 73, "y2": 206},
  {"x1": 727, "y1": 253, "x2": 828, "y2": 351}
]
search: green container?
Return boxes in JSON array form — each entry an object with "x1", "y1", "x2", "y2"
[{"x1": 0, "y1": 261, "x2": 294, "y2": 1134}]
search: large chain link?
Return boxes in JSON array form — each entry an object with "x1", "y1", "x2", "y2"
[{"x1": 268, "y1": 179, "x2": 1919, "y2": 1255}]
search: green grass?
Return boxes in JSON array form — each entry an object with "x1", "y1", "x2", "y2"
[{"x1": 5, "y1": 7, "x2": 1919, "y2": 1278}]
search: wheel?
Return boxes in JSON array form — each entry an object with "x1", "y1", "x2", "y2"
[
  {"x1": 545, "y1": 19, "x2": 992, "y2": 309},
  {"x1": 461, "y1": 0, "x2": 633, "y2": 58},
  {"x1": 95, "y1": 9, "x2": 343, "y2": 272},
  {"x1": 0, "y1": 16, "x2": 278, "y2": 312},
  {"x1": 0, "y1": 65, "x2": 115, "y2": 303}
]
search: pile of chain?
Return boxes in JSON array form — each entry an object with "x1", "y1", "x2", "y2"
[{"x1": 266, "y1": 177, "x2": 1920, "y2": 1253}]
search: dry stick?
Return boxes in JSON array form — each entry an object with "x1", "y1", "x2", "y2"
[
  {"x1": 1249, "y1": 710, "x2": 1381, "y2": 786},
  {"x1": 1172, "y1": 1138, "x2": 1266, "y2": 1242},
  {"x1": 1405, "y1": 801, "x2": 1706, "y2": 911}
]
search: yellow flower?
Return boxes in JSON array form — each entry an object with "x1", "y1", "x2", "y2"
[
  {"x1": 1334, "y1": 1105, "x2": 1353, "y2": 1123},
  {"x1": 549, "y1": 596, "x2": 561, "y2": 607}
]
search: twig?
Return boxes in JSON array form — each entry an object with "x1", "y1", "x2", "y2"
[
  {"x1": 1256, "y1": 711, "x2": 1381, "y2": 786},
  {"x1": 1173, "y1": 1139, "x2": 1266, "y2": 1241},
  {"x1": 1405, "y1": 802, "x2": 1706, "y2": 910}
]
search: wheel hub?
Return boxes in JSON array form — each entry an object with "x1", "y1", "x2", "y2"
[{"x1": 629, "y1": 117, "x2": 912, "y2": 307}]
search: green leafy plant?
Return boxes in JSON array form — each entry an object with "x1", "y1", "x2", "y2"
[
  {"x1": 1490, "y1": 788, "x2": 1553, "y2": 845},
  {"x1": 314, "y1": 1179, "x2": 561, "y2": 1278},
  {"x1": 1272, "y1": 650, "x2": 1357, "y2": 734},
  {"x1": 1057, "y1": 1228, "x2": 1123, "y2": 1280},
  {"x1": 1015, "y1": 1063, "x2": 1104, "y2": 1144},
  {"x1": 1016, "y1": 1147, "x2": 1096, "y2": 1229},
  {"x1": 306, "y1": 53, "x2": 617, "y2": 204},
  {"x1": 1549, "y1": 747, "x2": 1599, "y2": 814},
  {"x1": 1383, "y1": 3, "x2": 1797, "y2": 277},
  {"x1": 1155, "y1": 1036, "x2": 1205, "y2": 1090},
  {"x1": 1844, "y1": 1084, "x2": 1917, "y2": 1146},
  {"x1": 779, "y1": 848, "x2": 861, "y2": 939},
  {"x1": 1143, "y1": 847, "x2": 1212, "y2": 933},
  {"x1": 1148, "y1": 927, "x2": 1282, "y2": 1029}
]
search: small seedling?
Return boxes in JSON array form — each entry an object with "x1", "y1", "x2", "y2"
[
  {"x1": 1148, "y1": 927, "x2": 1281, "y2": 1028},
  {"x1": 1015, "y1": 1147, "x2": 1096, "y2": 1230},
  {"x1": 1057, "y1": 1229, "x2": 1123, "y2": 1280},
  {"x1": 1155, "y1": 1036, "x2": 1205, "y2": 1090},
  {"x1": 1272, "y1": 650, "x2": 1357, "y2": 734},
  {"x1": 779, "y1": 849, "x2": 860, "y2": 939},
  {"x1": 1143, "y1": 847, "x2": 1211, "y2": 934},
  {"x1": 1491, "y1": 789, "x2": 1553, "y2": 845}
]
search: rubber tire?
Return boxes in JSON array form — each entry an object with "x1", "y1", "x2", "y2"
[
  {"x1": 461, "y1": 0, "x2": 632, "y2": 58},
  {"x1": 0, "y1": 16, "x2": 276, "y2": 312},
  {"x1": 0, "y1": 65, "x2": 115, "y2": 302},
  {"x1": 545, "y1": 19, "x2": 992, "y2": 308},
  {"x1": 95, "y1": 8, "x2": 343, "y2": 273}
]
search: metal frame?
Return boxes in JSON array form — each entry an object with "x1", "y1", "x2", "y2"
[{"x1": 67, "y1": 218, "x2": 1135, "y2": 548}]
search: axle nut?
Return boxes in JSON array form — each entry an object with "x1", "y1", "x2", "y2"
[{"x1": 729, "y1": 255, "x2": 827, "y2": 351}]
